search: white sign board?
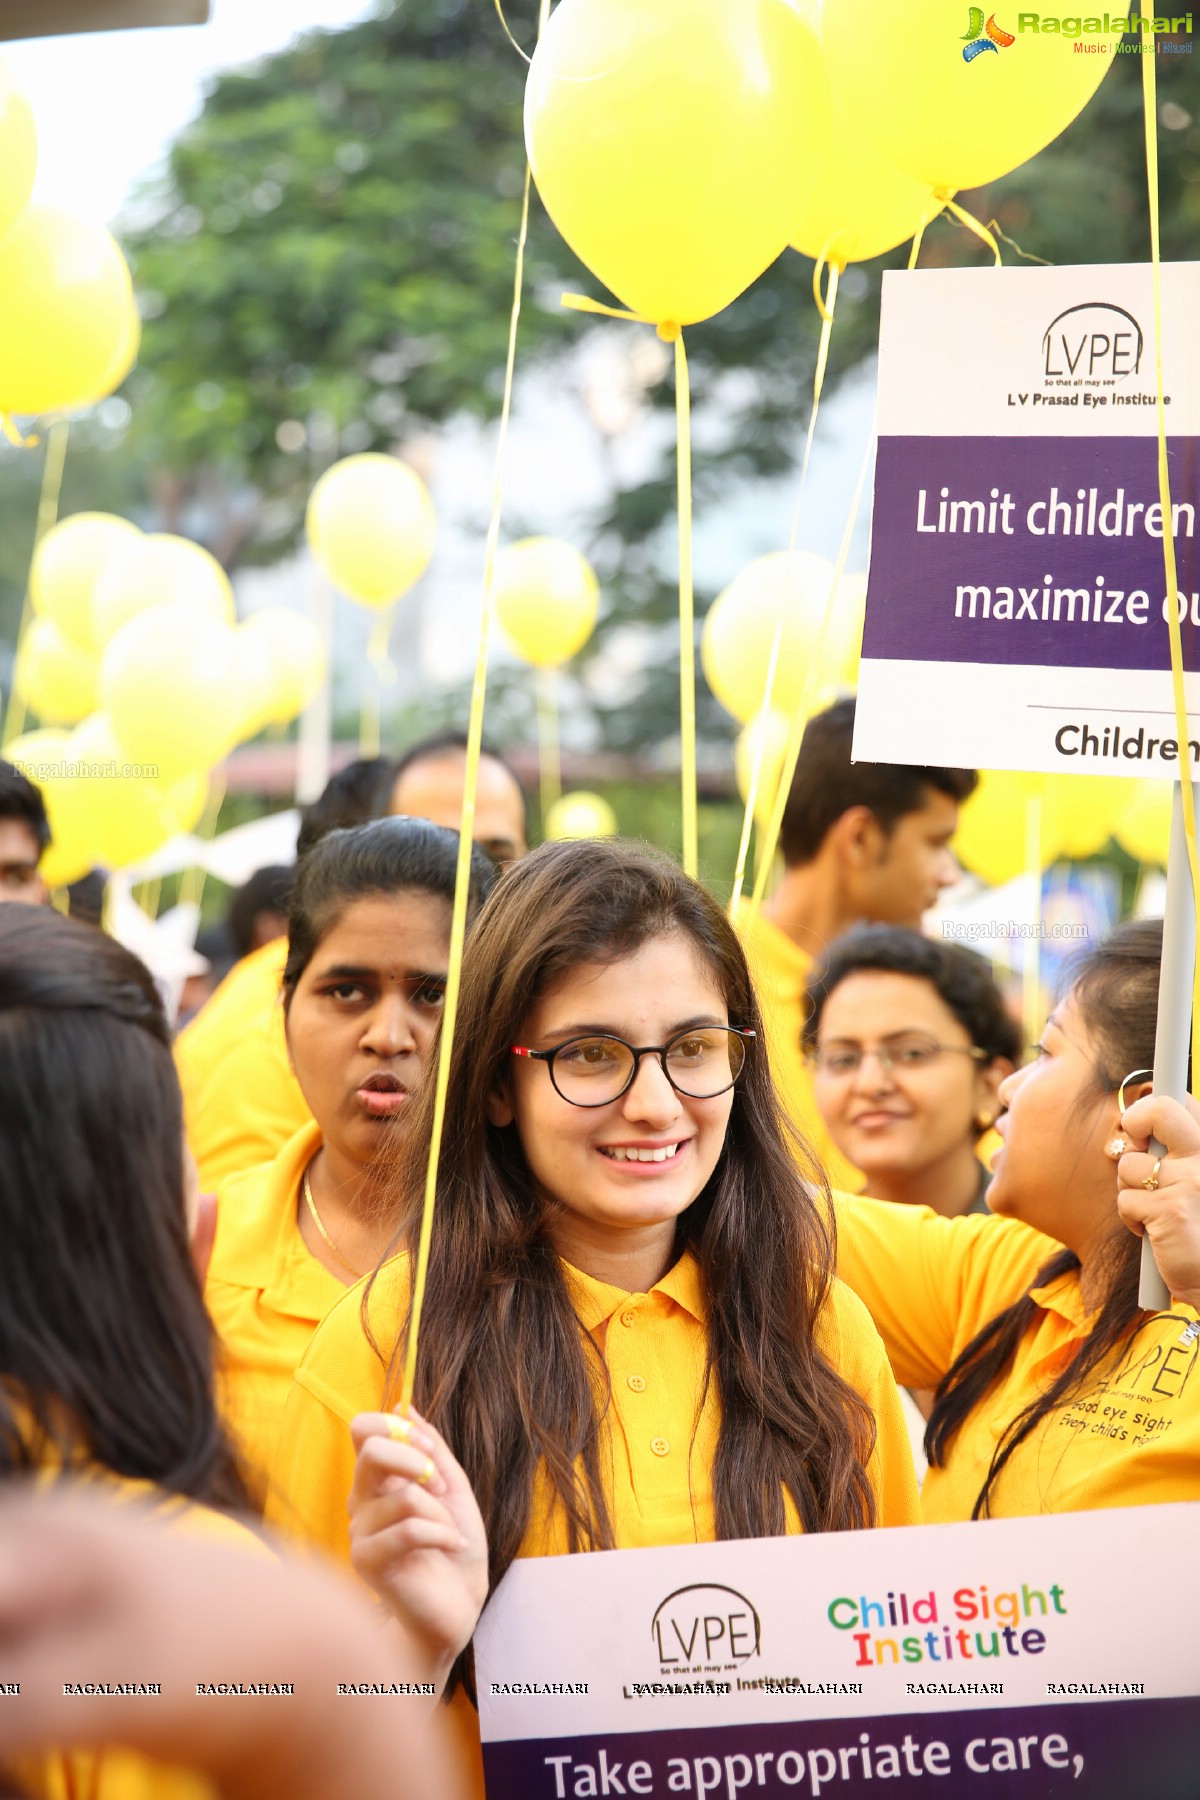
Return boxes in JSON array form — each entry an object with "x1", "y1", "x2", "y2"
[
  {"x1": 476, "y1": 1504, "x2": 1200, "y2": 1798},
  {"x1": 853, "y1": 263, "x2": 1199, "y2": 776}
]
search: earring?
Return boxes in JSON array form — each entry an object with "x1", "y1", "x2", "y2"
[
  {"x1": 1104, "y1": 1135, "x2": 1128, "y2": 1160},
  {"x1": 975, "y1": 1113, "x2": 996, "y2": 1132}
]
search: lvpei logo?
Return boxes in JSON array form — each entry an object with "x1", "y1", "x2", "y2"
[
  {"x1": 650, "y1": 1584, "x2": 762, "y2": 1674},
  {"x1": 962, "y1": 8, "x2": 1016, "y2": 58}
]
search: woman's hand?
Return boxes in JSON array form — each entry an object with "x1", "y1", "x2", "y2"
[
  {"x1": 1117, "y1": 1093, "x2": 1200, "y2": 1310},
  {"x1": 348, "y1": 1406, "x2": 488, "y2": 1685}
]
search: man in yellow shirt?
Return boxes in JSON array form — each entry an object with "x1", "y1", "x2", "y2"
[
  {"x1": 737, "y1": 698, "x2": 976, "y2": 1191},
  {"x1": 177, "y1": 739, "x2": 529, "y2": 1190}
]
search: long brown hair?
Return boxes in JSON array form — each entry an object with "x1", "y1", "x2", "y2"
[
  {"x1": 926, "y1": 918, "x2": 1164, "y2": 1517},
  {"x1": 375, "y1": 840, "x2": 877, "y2": 1684}
]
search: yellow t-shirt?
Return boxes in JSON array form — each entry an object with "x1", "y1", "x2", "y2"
[
  {"x1": 13, "y1": 1474, "x2": 261, "y2": 1800},
  {"x1": 268, "y1": 1250, "x2": 918, "y2": 1800},
  {"x1": 205, "y1": 1120, "x2": 350, "y2": 1505},
  {"x1": 268, "y1": 1248, "x2": 919, "y2": 1554},
  {"x1": 736, "y1": 907, "x2": 862, "y2": 1190},
  {"x1": 834, "y1": 1191, "x2": 1200, "y2": 1521},
  {"x1": 175, "y1": 939, "x2": 310, "y2": 1194}
]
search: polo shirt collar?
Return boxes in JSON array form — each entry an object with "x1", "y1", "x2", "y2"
[{"x1": 562, "y1": 1248, "x2": 706, "y2": 1330}]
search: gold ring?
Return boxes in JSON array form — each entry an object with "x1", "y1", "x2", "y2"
[
  {"x1": 1143, "y1": 1158, "x2": 1163, "y2": 1192},
  {"x1": 417, "y1": 1457, "x2": 435, "y2": 1488},
  {"x1": 386, "y1": 1417, "x2": 411, "y2": 1443}
]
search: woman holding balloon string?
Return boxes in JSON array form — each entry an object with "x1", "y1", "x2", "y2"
[
  {"x1": 826, "y1": 918, "x2": 1200, "y2": 1523},
  {"x1": 205, "y1": 817, "x2": 495, "y2": 1504},
  {"x1": 266, "y1": 839, "x2": 920, "y2": 1785}
]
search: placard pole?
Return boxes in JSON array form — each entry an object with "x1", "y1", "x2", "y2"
[{"x1": 1142, "y1": 781, "x2": 1194, "y2": 1310}]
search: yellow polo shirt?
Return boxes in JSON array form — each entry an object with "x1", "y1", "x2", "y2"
[
  {"x1": 736, "y1": 907, "x2": 862, "y2": 1190},
  {"x1": 205, "y1": 1120, "x2": 349, "y2": 1505},
  {"x1": 834, "y1": 1191, "x2": 1200, "y2": 1520},
  {"x1": 268, "y1": 1249, "x2": 919, "y2": 1554},
  {"x1": 175, "y1": 938, "x2": 311, "y2": 1194}
]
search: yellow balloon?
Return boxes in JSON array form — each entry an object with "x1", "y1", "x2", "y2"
[
  {"x1": 0, "y1": 207, "x2": 135, "y2": 417},
  {"x1": 525, "y1": 0, "x2": 827, "y2": 328},
  {"x1": 306, "y1": 454, "x2": 435, "y2": 610},
  {"x1": 30, "y1": 512, "x2": 143, "y2": 654},
  {"x1": 1044, "y1": 774, "x2": 1136, "y2": 860},
  {"x1": 823, "y1": 0, "x2": 1113, "y2": 193},
  {"x1": 1114, "y1": 779, "x2": 1173, "y2": 867},
  {"x1": 93, "y1": 534, "x2": 235, "y2": 648},
  {"x1": 785, "y1": 2, "x2": 936, "y2": 266},
  {"x1": 3, "y1": 728, "x2": 95, "y2": 886},
  {"x1": 68, "y1": 712, "x2": 207, "y2": 870},
  {"x1": 235, "y1": 610, "x2": 327, "y2": 730},
  {"x1": 491, "y1": 538, "x2": 600, "y2": 670},
  {"x1": 75, "y1": 293, "x2": 141, "y2": 410},
  {"x1": 954, "y1": 770, "x2": 1060, "y2": 887},
  {"x1": 734, "y1": 709, "x2": 791, "y2": 828},
  {"x1": 13, "y1": 618, "x2": 98, "y2": 725},
  {"x1": 702, "y1": 550, "x2": 840, "y2": 724},
  {"x1": 545, "y1": 791, "x2": 618, "y2": 839},
  {"x1": 100, "y1": 603, "x2": 242, "y2": 784},
  {"x1": 0, "y1": 58, "x2": 36, "y2": 248}
]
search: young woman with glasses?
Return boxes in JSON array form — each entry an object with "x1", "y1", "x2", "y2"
[
  {"x1": 803, "y1": 926, "x2": 1020, "y2": 1219},
  {"x1": 266, "y1": 840, "x2": 919, "y2": 1791}
]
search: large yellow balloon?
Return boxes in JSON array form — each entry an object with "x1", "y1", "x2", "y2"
[
  {"x1": 823, "y1": 0, "x2": 1112, "y2": 193},
  {"x1": 3, "y1": 728, "x2": 95, "y2": 886},
  {"x1": 1115, "y1": 780, "x2": 1173, "y2": 867},
  {"x1": 0, "y1": 207, "x2": 135, "y2": 417},
  {"x1": 100, "y1": 604, "x2": 242, "y2": 783},
  {"x1": 785, "y1": 1, "x2": 936, "y2": 266},
  {"x1": 68, "y1": 712, "x2": 207, "y2": 870},
  {"x1": 1044, "y1": 774, "x2": 1136, "y2": 860},
  {"x1": 525, "y1": 0, "x2": 827, "y2": 328},
  {"x1": 30, "y1": 512, "x2": 142, "y2": 654},
  {"x1": 234, "y1": 610, "x2": 327, "y2": 732},
  {"x1": 491, "y1": 538, "x2": 600, "y2": 670},
  {"x1": 13, "y1": 619, "x2": 98, "y2": 725},
  {"x1": 953, "y1": 770, "x2": 1060, "y2": 888},
  {"x1": 734, "y1": 709, "x2": 791, "y2": 828},
  {"x1": 0, "y1": 58, "x2": 36, "y2": 248},
  {"x1": 93, "y1": 534, "x2": 235, "y2": 648},
  {"x1": 545, "y1": 791, "x2": 618, "y2": 839},
  {"x1": 702, "y1": 550, "x2": 838, "y2": 724},
  {"x1": 75, "y1": 293, "x2": 141, "y2": 410},
  {"x1": 306, "y1": 454, "x2": 435, "y2": 610}
]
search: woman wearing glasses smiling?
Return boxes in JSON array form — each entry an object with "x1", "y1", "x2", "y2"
[
  {"x1": 804, "y1": 927, "x2": 1021, "y2": 1220},
  {"x1": 267, "y1": 841, "x2": 919, "y2": 1789}
]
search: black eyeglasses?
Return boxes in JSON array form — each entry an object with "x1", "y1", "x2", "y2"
[{"x1": 511, "y1": 1026, "x2": 755, "y2": 1108}]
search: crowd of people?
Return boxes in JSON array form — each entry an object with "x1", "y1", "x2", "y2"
[{"x1": 1, "y1": 709, "x2": 1198, "y2": 1799}]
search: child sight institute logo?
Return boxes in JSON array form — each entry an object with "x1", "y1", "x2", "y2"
[{"x1": 962, "y1": 8, "x2": 1017, "y2": 57}]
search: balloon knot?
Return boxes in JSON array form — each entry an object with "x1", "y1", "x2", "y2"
[{"x1": 656, "y1": 320, "x2": 680, "y2": 343}]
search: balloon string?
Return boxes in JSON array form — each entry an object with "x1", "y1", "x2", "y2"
[
  {"x1": 1021, "y1": 793, "x2": 1044, "y2": 1053},
  {"x1": 2, "y1": 418, "x2": 69, "y2": 749},
  {"x1": 674, "y1": 330, "x2": 698, "y2": 878},
  {"x1": 177, "y1": 772, "x2": 226, "y2": 918},
  {"x1": 0, "y1": 414, "x2": 39, "y2": 447},
  {"x1": 359, "y1": 606, "x2": 396, "y2": 758},
  {"x1": 752, "y1": 431, "x2": 874, "y2": 909},
  {"x1": 535, "y1": 665, "x2": 562, "y2": 820},
  {"x1": 788, "y1": 262, "x2": 839, "y2": 552},
  {"x1": 400, "y1": 0, "x2": 549, "y2": 1413},
  {"x1": 1140, "y1": 19, "x2": 1200, "y2": 1085},
  {"x1": 728, "y1": 619, "x2": 783, "y2": 924},
  {"x1": 493, "y1": 0, "x2": 533, "y2": 62},
  {"x1": 940, "y1": 196, "x2": 1002, "y2": 265},
  {"x1": 908, "y1": 195, "x2": 1002, "y2": 270},
  {"x1": 560, "y1": 291, "x2": 693, "y2": 870}
]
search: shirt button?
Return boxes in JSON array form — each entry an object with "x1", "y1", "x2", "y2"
[
  {"x1": 620, "y1": 1310, "x2": 637, "y2": 1328},
  {"x1": 651, "y1": 1436, "x2": 670, "y2": 1457},
  {"x1": 627, "y1": 1374, "x2": 647, "y2": 1393}
]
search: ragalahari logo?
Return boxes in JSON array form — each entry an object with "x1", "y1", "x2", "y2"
[{"x1": 962, "y1": 8, "x2": 1016, "y2": 57}]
